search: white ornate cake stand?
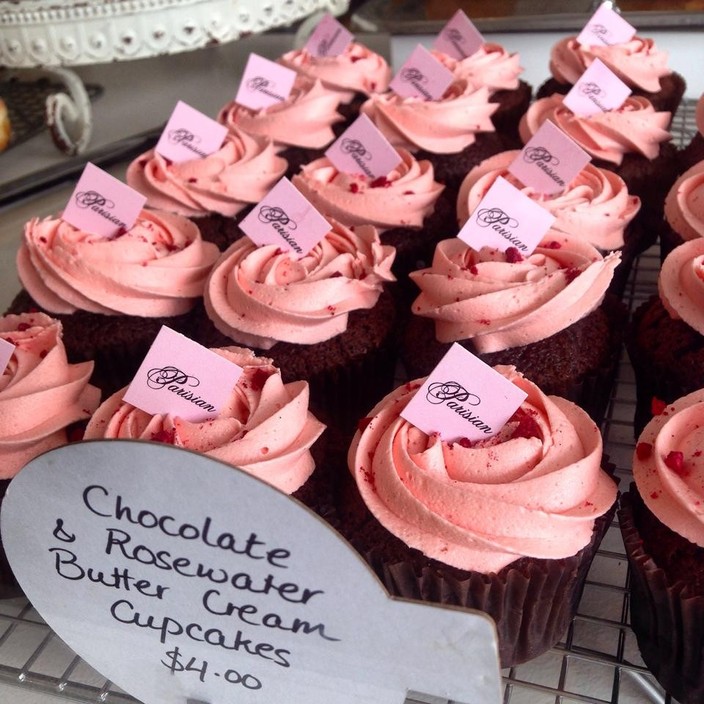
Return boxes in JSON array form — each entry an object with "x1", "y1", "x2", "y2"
[{"x1": 0, "y1": 0, "x2": 348, "y2": 154}]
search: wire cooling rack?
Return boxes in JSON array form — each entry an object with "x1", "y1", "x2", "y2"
[{"x1": 0, "y1": 102, "x2": 698, "y2": 704}]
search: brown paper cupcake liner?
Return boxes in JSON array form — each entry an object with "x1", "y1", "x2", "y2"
[{"x1": 619, "y1": 490, "x2": 704, "y2": 704}]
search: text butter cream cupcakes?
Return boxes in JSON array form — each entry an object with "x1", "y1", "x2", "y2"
[
  {"x1": 195, "y1": 218, "x2": 398, "y2": 429},
  {"x1": 7, "y1": 209, "x2": 219, "y2": 396},
  {"x1": 402, "y1": 233, "x2": 624, "y2": 424},
  {"x1": 341, "y1": 365, "x2": 617, "y2": 667},
  {"x1": 126, "y1": 128, "x2": 288, "y2": 251}
]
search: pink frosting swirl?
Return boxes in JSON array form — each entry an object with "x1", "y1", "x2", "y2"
[
  {"x1": 549, "y1": 36, "x2": 671, "y2": 93},
  {"x1": 409, "y1": 234, "x2": 621, "y2": 353},
  {"x1": 664, "y1": 161, "x2": 704, "y2": 242},
  {"x1": 125, "y1": 129, "x2": 287, "y2": 218},
  {"x1": 658, "y1": 239, "x2": 704, "y2": 335},
  {"x1": 519, "y1": 94, "x2": 672, "y2": 165},
  {"x1": 0, "y1": 313, "x2": 100, "y2": 478},
  {"x1": 84, "y1": 346, "x2": 325, "y2": 494},
  {"x1": 432, "y1": 43, "x2": 523, "y2": 92},
  {"x1": 359, "y1": 80, "x2": 497, "y2": 154},
  {"x1": 633, "y1": 388, "x2": 704, "y2": 548},
  {"x1": 348, "y1": 365, "x2": 616, "y2": 572},
  {"x1": 278, "y1": 42, "x2": 391, "y2": 102},
  {"x1": 218, "y1": 77, "x2": 344, "y2": 150},
  {"x1": 204, "y1": 219, "x2": 395, "y2": 349},
  {"x1": 457, "y1": 150, "x2": 640, "y2": 251},
  {"x1": 697, "y1": 94, "x2": 704, "y2": 136},
  {"x1": 17, "y1": 209, "x2": 220, "y2": 317},
  {"x1": 292, "y1": 149, "x2": 444, "y2": 230}
]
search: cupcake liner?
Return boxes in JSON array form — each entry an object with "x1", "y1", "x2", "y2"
[
  {"x1": 336, "y1": 457, "x2": 617, "y2": 669},
  {"x1": 620, "y1": 490, "x2": 704, "y2": 704}
]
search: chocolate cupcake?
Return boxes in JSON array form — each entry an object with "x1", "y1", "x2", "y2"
[
  {"x1": 341, "y1": 365, "x2": 617, "y2": 667},
  {"x1": 536, "y1": 35, "x2": 686, "y2": 116},
  {"x1": 193, "y1": 218, "x2": 399, "y2": 431},
  {"x1": 7, "y1": 209, "x2": 220, "y2": 397},
  {"x1": 626, "y1": 238, "x2": 704, "y2": 436},
  {"x1": 125, "y1": 128, "x2": 288, "y2": 251},
  {"x1": 619, "y1": 387, "x2": 704, "y2": 704},
  {"x1": 0, "y1": 312, "x2": 100, "y2": 597},
  {"x1": 401, "y1": 233, "x2": 625, "y2": 424}
]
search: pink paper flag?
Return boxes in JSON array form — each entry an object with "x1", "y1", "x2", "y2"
[
  {"x1": 401, "y1": 343, "x2": 527, "y2": 443},
  {"x1": 239, "y1": 178, "x2": 331, "y2": 258},
  {"x1": 155, "y1": 100, "x2": 228, "y2": 164},
  {"x1": 433, "y1": 9, "x2": 485, "y2": 60},
  {"x1": 325, "y1": 114, "x2": 402, "y2": 180},
  {"x1": 576, "y1": 3, "x2": 636, "y2": 48},
  {"x1": 0, "y1": 338, "x2": 14, "y2": 375},
  {"x1": 563, "y1": 58, "x2": 632, "y2": 117},
  {"x1": 458, "y1": 176, "x2": 556, "y2": 255},
  {"x1": 62, "y1": 163, "x2": 146, "y2": 239},
  {"x1": 304, "y1": 13, "x2": 354, "y2": 57},
  {"x1": 235, "y1": 53, "x2": 296, "y2": 111},
  {"x1": 123, "y1": 326, "x2": 243, "y2": 423},
  {"x1": 508, "y1": 120, "x2": 591, "y2": 195},
  {"x1": 389, "y1": 44, "x2": 455, "y2": 101}
]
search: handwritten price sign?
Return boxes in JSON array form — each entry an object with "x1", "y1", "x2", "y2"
[{"x1": 1, "y1": 441, "x2": 502, "y2": 704}]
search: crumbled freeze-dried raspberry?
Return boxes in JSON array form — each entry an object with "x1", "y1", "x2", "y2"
[
  {"x1": 664, "y1": 450, "x2": 687, "y2": 476},
  {"x1": 636, "y1": 442, "x2": 653, "y2": 460}
]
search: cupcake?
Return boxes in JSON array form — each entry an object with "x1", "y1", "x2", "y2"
[
  {"x1": 536, "y1": 34, "x2": 686, "y2": 115},
  {"x1": 661, "y1": 160, "x2": 704, "y2": 259},
  {"x1": 627, "y1": 238, "x2": 704, "y2": 436},
  {"x1": 7, "y1": 209, "x2": 220, "y2": 396},
  {"x1": 84, "y1": 345, "x2": 328, "y2": 507},
  {"x1": 457, "y1": 149, "x2": 644, "y2": 294},
  {"x1": 401, "y1": 233, "x2": 624, "y2": 424},
  {"x1": 619, "y1": 388, "x2": 704, "y2": 704},
  {"x1": 342, "y1": 365, "x2": 617, "y2": 667},
  {"x1": 125, "y1": 128, "x2": 288, "y2": 251},
  {"x1": 278, "y1": 40, "x2": 392, "y2": 123},
  {"x1": 0, "y1": 312, "x2": 100, "y2": 596},
  {"x1": 519, "y1": 93, "x2": 678, "y2": 230},
  {"x1": 217, "y1": 76, "x2": 345, "y2": 176},
  {"x1": 360, "y1": 78, "x2": 508, "y2": 198},
  {"x1": 432, "y1": 42, "x2": 532, "y2": 142},
  {"x1": 291, "y1": 148, "x2": 449, "y2": 285},
  {"x1": 679, "y1": 93, "x2": 704, "y2": 173},
  {"x1": 194, "y1": 218, "x2": 398, "y2": 430}
]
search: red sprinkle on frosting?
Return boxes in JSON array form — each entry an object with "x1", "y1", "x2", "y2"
[
  {"x1": 664, "y1": 450, "x2": 687, "y2": 476},
  {"x1": 505, "y1": 247, "x2": 524, "y2": 264},
  {"x1": 151, "y1": 428, "x2": 176, "y2": 444},
  {"x1": 636, "y1": 442, "x2": 653, "y2": 460},
  {"x1": 651, "y1": 397, "x2": 667, "y2": 416}
]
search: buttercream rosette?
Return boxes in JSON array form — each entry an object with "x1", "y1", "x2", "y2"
[
  {"x1": 292, "y1": 149, "x2": 444, "y2": 231},
  {"x1": 278, "y1": 42, "x2": 391, "y2": 102},
  {"x1": 360, "y1": 79, "x2": 498, "y2": 154},
  {"x1": 409, "y1": 233, "x2": 620, "y2": 353},
  {"x1": 549, "y1": 36, "x2": 671, "y2": 94},
  {"x1": 458, "y1": 150, "x2": 640, "y2": 252},
  {"x1": 432, "y1": 43, "x2": 523, "y2": 93},
  {"x1": 204, "y1": 219, "x2": 395, "y2": 349},
  {"x1": 658, "y1": 238, "x2": 704, "y2": 334},
  {"x1": 218, "y1": 77, "x2": 344, "y2": 151},
  {"x1": 664, "y1": 161, "x2": 704, "y2": 246},
  {"x1": 519, "y1": 94, "x2": 672, "y2": 166},
  {"x1": 0, "y1": 312, "x2": 100, "y2": 479},
  {"x1": 17, "y1": 209, "x2": 220, "y2": 317},
  {"x1": 125, "y1": 128, "x2": 287, "y2": 218},
  {"x1": 348, "y1": 365, "x2": 616, "y2": 574},
  {"x1": 84, "y1": 346, "x2": 325, "y2": 495}
]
